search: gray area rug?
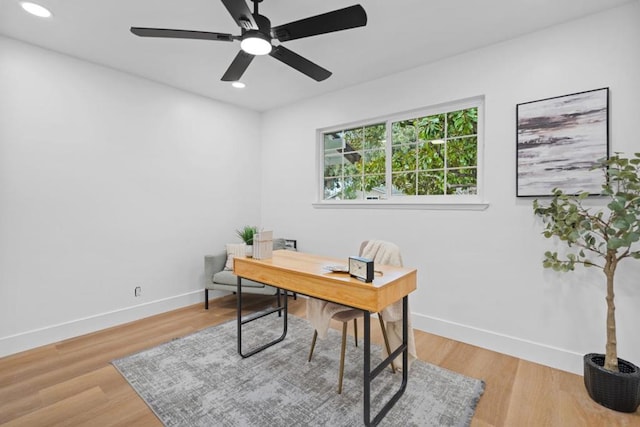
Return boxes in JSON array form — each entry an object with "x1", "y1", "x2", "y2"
[{"x1": 113, "y1": 314, "x2": 484, "y2": 426}]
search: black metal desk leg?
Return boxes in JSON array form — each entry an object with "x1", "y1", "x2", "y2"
[
  {"x1": 402, "y1": 295, "x2": 408, "y2": 384},
  {"x1": 236, "y1": 276, "x2": 288, "y2": 358},
  {"x1": 364, "y1": 311, "x2": 372, "y2": 426},
  {"x1": 363, "y1": 296, "x2": 410, "y2": 426}
]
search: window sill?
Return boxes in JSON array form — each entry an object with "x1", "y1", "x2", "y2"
[{"x1": 312, "y1": 200, "x2": 490, "y2": 211}]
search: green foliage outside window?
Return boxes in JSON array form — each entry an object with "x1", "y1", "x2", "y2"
[{"x1": 323, "y1": 106, "x2": 479, "y2": 200}]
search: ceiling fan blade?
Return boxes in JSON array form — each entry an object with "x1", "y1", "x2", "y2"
[
  {"x1": 220, "y1": 0, "x2": 257, "y2": 30},
  {"x1": 272, "y1": 4, "x2": 367, "y2": 42},
  {"x1": 221, "y1": 51, "x2": 255, "y2": 81},
  {"x1": 131, "y1": 27, "x2": 235, "y2": 42},
  {"x1": 269, "y1": 45, "x2": 331, "y2": 81}
]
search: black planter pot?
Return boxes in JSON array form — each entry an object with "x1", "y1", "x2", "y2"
[{"x1": 583, "y1": 353, "x2": 640, "y2": 413}]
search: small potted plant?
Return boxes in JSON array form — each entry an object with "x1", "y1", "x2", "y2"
[
  {"x1": 533, "y1": 153, "x2": 640, "y2": 412},
  {"x1": 236, "y1": 225, "x2": 258, "y2": 256}
]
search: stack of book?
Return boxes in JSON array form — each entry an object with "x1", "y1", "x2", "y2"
[{"x1": 252, "y1": 230, "x2": 273, "y2": 260}]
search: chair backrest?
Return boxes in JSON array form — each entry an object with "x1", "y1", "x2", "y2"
[
  {"x1": 359, "y1": 240, "x2": 369, "y2": 257},
  {"x1": 359, "y1": 240, "x2": 403, "y2": 267}
]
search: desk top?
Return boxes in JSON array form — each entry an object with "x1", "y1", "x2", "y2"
[{"x1": 234, "y1": 250, "x2": 417, "y2": 312}]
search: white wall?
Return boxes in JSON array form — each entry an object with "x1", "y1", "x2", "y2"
[
  {"x1": 0, "y1": 36, "x2": 262, "y2": 356},
  {"x1": 260, "y1": 3, "x2": 640, "y2": 374}
]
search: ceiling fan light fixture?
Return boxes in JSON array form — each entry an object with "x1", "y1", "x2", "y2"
[
  {"x1": 231, "y1": 81, "x2": 246, "y2": 89},
  {"x1": 130, "y1": 3, "x2": 368, "y2": 82},
  {"x1": 240, "y1": 31, "x2": 272, "y2": 56},
  {"x1": 20, "y1": 1, "x2": 52, "y2": 18}
]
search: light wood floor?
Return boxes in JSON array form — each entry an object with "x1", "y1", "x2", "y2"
[{"x1": 1, "y1": 295, "x2": 639, "y2": 426}]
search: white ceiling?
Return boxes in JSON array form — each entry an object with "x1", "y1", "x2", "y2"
[{"x1": 0, "y1": 0, "x2": 634, "y2": 111}]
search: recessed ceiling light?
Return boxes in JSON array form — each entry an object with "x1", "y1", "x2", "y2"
[
  {"x1": 231, "y1": 81, "x2": 246, "y2": 89},
  {"x1": 20, "y1": 2, "x2": 52, "y2": 18}
]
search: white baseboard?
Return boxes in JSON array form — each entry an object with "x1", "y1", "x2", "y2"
[
  {"x1": 0, "y1": 290, "x2": 206, "y2": 358},
  {"x1": 2, "y1": 293, "x2": 585, "y2": 375},
  {"x1": 411, "y1": 313, "x2": 584, "y2": 375},
  {"x1": 284, "y1": 297, "x2": 582, "y2": 374}
]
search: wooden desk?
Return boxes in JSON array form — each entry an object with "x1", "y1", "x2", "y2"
[
  {"x1": 234, "y1": 250, "x2": 416, "y2": 311},
  {"x1": 234, "y1": 250, "x2": 417, "y2": 426}
]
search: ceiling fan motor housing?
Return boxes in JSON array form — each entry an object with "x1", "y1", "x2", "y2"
[{"x1": 242, "y1": 14, "x2": 271, "y2": 40}]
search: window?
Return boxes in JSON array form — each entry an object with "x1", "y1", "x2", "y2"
[
  {"x1": 318, "y1": 97, "x2": 484, "y2": 208},
  {"x1": 323, "y1": 123, "x2": 386, "y2": 200}
]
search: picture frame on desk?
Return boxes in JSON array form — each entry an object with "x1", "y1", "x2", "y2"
[{"x1": 284, "y1": 239, "x2": 297, "y2": 250}]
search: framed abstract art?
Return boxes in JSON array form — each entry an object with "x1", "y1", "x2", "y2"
[{"x1": 516, "y1": 88, "x2": 609, "y2": 197}]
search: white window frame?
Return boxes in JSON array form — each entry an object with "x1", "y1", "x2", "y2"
[{"x1": 314, "y1": 96, "x2": 488, "y2": 210}]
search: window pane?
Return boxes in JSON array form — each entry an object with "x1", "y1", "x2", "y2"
[
  {"x1": 343, "y1": 156, "x2": 361, "y2": 175},
  {"x1": 418, "y1": 171, "x2": 445, "y2": 195},
  {"x1": 392, "y1": 172, "x2": 417, "y2": 195},
  {"x1": 446, "y1": 168, "x2": 477, "y2": 195},
  {"x1": 363, "y1": 174, "x2": 386, "y2": 195},
  {"x1": 343, "y1": 176, "x2": 362, "y2": 200},
  {"x1": 364, "y1": 123, "x2": 385, "y2": 150},
  {"x1": 392, "y1": 120, "x2": 417, "y2": 145},
  {"x1": 447, "y1": 108, "x2": 478, "y2": 137},
  {"x1": 323, "y1": 154, "x2": 342, "y2": 177},
  {"x1": 343, "y1": 127, "x2": 364, "y2": 151},
  {"x1": 364, "y1": 149, "x2": 385, "y2": 174},
  {"x1": 324, "y1": 178, "x2": 342, "y2": 200},
  {"x1": 447, "y1": 137, "x2": 477, "y2": 168},
  {"x1": 417, "y1": 114, "x2": 445, "y2": 141},
  {"x1": 324, "y1": 133, "x2": 343, "y2": 152},
  {"x1": 417, "y1": 141, "x2": 444, "y2": 170},
  {"x1": 392, "y1": 144, "x2": 416, "y2": 171}
]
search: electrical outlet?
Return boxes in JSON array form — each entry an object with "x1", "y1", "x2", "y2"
[{"x1": 134, "y1": 286, "x2": 142, "y2": 297}]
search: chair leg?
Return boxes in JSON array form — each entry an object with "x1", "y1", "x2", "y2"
[
  {"x1": 308, "y1": 330, "x2": 318, "y2": 362},
  {"x1": 205, "y1": 289, "x2": 209, "y2": 310},
  {"x1": 338, "y1": 322, "x2": 348, "y2": 394},
  {"x1": 378, "y1": 314, "x2": 396, "y2": 374},
  {"x1": 276, "y1": 291, "x2": 282, "y2": 317},
  {"x1": 353, "y1": 318, "x2": 358, "y2": 347}
]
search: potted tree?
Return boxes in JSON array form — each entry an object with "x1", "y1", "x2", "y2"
[
  {"x1": 533, "y1": 153, "x2": 640, "y2": 413},
  {"x1": 236, "y1": 225, "x2": 258, "y2": 257}
]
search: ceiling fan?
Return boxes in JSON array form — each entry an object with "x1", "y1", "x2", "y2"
[{"x1": 130, "y1": 0, "x2": 367, "y2": 82}]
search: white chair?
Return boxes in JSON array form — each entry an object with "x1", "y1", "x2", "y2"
[{"x1": 307, "y1": 240, "x2": 396, "y2": 394}]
